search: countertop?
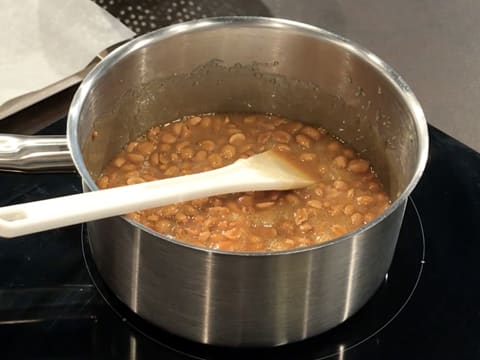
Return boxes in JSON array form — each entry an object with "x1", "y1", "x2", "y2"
[
  {"x1": 3, "y1": 0, "x2": 478, "y2": 152},
  {"x1": 263, "y1": 0, "x2": 480, "y2": 151}
]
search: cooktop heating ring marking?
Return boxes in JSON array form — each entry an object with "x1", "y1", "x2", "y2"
[{"x1": 319, "y1": 197, "x2": 426, "y2": 359}]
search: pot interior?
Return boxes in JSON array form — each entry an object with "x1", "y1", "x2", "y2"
[{"x1": 72, "y1": 18, "x2": 426, "y2": 203}]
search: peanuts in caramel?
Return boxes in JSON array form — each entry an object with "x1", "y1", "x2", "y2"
[{"x1": 97, "y1": 113, "x2": 390, "y2": 252}]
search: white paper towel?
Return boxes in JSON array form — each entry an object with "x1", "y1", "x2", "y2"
[{"x1": 0, "y1": 0, "x2": 135, "y2": 116}]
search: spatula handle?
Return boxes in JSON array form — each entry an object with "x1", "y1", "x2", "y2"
[{"x1": 0, "y1": 158, "x2": 275, "y2": 238}]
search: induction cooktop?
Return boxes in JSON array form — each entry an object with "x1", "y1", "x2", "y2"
[{"x1": 0, "y1": 117, "x2": 478, "y2": 359}]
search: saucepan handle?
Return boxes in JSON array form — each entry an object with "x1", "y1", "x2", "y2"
[{"x1": 0, "y1": 134, "x2": 74, "y2": 172}]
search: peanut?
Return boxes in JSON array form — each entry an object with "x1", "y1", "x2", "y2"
[
  {"x1": 333, "y1": 155, "x2": 347, "y2": 169},
  {"x1": 295, "y1": 134, "x2": 311, "y2": 148},
  {"x1": 200, "y1": 140, "x2": 216, "y2": 152},
  {"x1": 272, "y1": 130, "x2": 291, "y2": 143},
  {"x1": 220, "y1": 144, "x2": 237, "y2": 159},
  {"x1": 229, "y1": 133, "x2": 246, "y2": 145},
  {"x1": 348, "y1": 159, "x2": 370, "y2": 173},
  {"x1": 161, "y1": 133, "x2": 177, "y2": 144},
  {"x1": 188, "y1": 116, "x2": 202, "y2": 126},
  {"x1": 301, "y1": 126, "x2": 321, "y2": 140}
]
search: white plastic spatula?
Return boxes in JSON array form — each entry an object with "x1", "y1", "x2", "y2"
[{"x1": 0, "y1": 150, "x2": 316, "y2": 238}]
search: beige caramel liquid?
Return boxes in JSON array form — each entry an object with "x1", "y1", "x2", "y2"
[{"x1": 97, "y1": 113, "x2": 390, "y2": 252}]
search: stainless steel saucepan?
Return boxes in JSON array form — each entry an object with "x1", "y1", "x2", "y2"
[{"x1": 0, "y1": 17, "x2": 428, "y2": 346}]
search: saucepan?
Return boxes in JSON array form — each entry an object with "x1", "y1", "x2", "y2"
[{"x1": 0, "y1": 17, "x2": 428, "y2": 346}]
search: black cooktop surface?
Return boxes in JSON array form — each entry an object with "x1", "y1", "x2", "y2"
[{"x1": 0, "y1": 120, "x2": 479, "y2": 359}]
